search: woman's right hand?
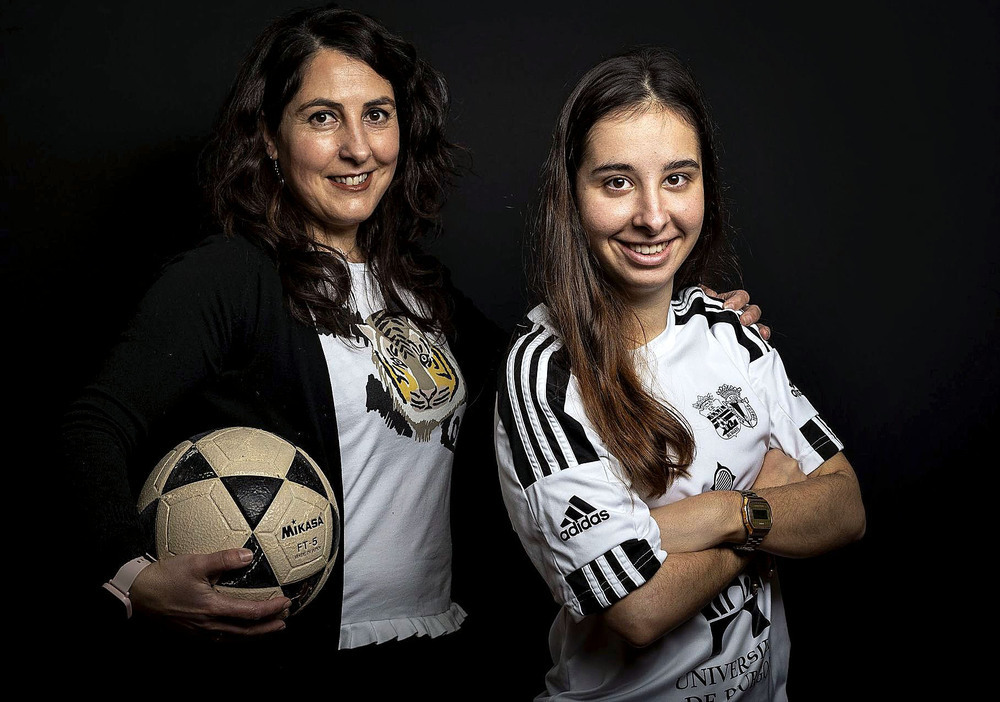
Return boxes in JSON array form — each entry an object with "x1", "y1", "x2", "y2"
[{"x1": 129, "y1": 548, "x2": 291, "y2": 637}]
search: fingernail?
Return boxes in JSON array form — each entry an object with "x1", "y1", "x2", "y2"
[{"x1": 238, "y1": 549, "x2": 253, "y2": 563}]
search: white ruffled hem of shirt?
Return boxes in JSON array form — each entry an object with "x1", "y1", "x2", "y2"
[{"x1": 339, "y1": 602, "x2": 467, "y2": 649}]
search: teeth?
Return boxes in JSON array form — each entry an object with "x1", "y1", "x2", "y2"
[
  {"x1": 627, "y1": 242, "x2": 667, "y2": 254},
  {"x1": 331, "y1": 173, "x2": 369, "y2": 186}
]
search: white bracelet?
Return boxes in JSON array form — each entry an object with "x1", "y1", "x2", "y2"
[{"x1": 102, "y1": 555, "x2": 155, "y2": 619}]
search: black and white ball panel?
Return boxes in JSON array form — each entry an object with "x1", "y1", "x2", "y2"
[{"x1": 158, "y1": 478, "x2": 252, "y2": 556}]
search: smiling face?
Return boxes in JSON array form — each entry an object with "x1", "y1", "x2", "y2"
[
  {"x1": 575, "y1": 106, "x2": 705, "y2": 314},
  {"x1": 266, "y1": 48, "x2": 400, "y2": 259}
]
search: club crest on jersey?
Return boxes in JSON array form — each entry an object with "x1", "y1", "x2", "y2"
[{"x1": 694, "y1": 384, "x2": 758, "y2": 439}]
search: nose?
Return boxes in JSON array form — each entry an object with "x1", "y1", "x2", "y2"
[
  {"x1": 632, "y1": 188, "x2": 669, "y2": 234},
  {"x1": 338, "y1": 121, "x2": 372, "y2": 164}
]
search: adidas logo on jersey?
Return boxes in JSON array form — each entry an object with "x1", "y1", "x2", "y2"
[{"x1": 559, "y1": 496, "x2": 610, "y2": 541}]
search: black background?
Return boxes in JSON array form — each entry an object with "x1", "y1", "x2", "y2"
[{"x1": 5, "y1": 1, "x2": 998, "y2": 698}]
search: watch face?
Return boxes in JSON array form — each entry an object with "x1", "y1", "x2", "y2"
[{"x1": 747, "y1": 499, "x2": 772, "y2": 530}]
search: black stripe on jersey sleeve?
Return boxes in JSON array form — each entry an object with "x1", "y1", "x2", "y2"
[
  {"x1": 605, "y1": 547, "x2": 639, "y2": 591},
  {"x1": 513, "y1": 328, "x2": 551, "y2": 478},
  {"x1": 621, "y1": 538, "x2": 661, "y2": 582},
  {"x1": 543, "y1": 348, "x2": 601, "y2": 466},
  {"x1": 497, "y1": 325, "x2": 546, "y2": 490},
  {"x1": 528, "y1": 334, "x2": 571, "y2": 473},
  {"x1": 675, "y1": 294, "x2": 770, "y2": 362},
  {"x1": 567, "y1": 567, "x2": 607, "y2": 616},
  {"x1": 589, "y1": 560, "x2": 614, "y2": 609},
  {"x1": 799, "y1": 417, "x2": 841, "y2": 461},
  {"x1": 499, "y1": 321, "x2": 602, "y2": 489},
  {"x1": 566, "y1": 539, "x2": 660, "y2": 616}
]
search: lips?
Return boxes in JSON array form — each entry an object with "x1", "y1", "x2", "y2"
[
  {"x1": 616, "y1": 237, "x2": 675, "y2": 265},
  {"x1": 327, "y1": 172, "x2": 372, "y2": 190},
  {"x1": 625, "y1": 241, "x2": 668, "y2": 254}
]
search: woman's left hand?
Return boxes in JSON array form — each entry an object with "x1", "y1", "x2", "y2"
[
  {"x1": 752, "y1": 448, "x2": 807, "y2": 490},
  {"x1": 700, "y1": 286, "x2": 771, "y2": 341}
]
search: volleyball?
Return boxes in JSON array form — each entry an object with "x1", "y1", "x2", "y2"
[{"x1": 137, "y1": 427, "x2": 339, "y2": 615}]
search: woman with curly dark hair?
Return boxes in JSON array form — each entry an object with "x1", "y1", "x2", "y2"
[
  {"x1": 201, "y1": 5, "x2": 459, "y2": 339},
  {"x1": 59, "y1": 5, "x2": 501, "y2": 684}
]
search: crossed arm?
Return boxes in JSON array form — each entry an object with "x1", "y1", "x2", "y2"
[{"x1": 603, "y1": 450, "x2": 865, "y2": 647}]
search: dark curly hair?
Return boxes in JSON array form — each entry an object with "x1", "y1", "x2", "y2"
[{"x1": 200, "y1": 5, "x2": 462, "y2": 335}]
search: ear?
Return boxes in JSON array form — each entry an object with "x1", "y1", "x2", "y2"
[{"x1": 260, "y1": 117, "x2": 279, "y2": 160}]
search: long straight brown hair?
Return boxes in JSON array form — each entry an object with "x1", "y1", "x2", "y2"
[
  {"x1": 530, "y1": 47, "x2": 738, "y2": 497},
  {"x1": 201, "y1": 6, "x2": 462, "y2": 336}
]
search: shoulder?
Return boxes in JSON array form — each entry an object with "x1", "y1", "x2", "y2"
[
  {"x1": 672, "y1": 286, "x2": 772, "y2": 363},
  {"x1": 150, "y1": 234, "x2": 280, "y2": 298},
  {"x1": 497, "y1": 304, "x2": 571, "y2": 396},
  {"x1": 512, "y1": 304, "x2": 559, "y2": 342},
  {"x1": 502, "y1": 304, "x2": 565, "y2": 367},
  {"x1": 131, "y1": 234, "x2": 283, "y2": 327},
  {"x1": 672, "y1": 285, "x2": 731, "y2": 322},
  {"x1": 161, "y1": 233, "x2": 274, "y2": 277}
]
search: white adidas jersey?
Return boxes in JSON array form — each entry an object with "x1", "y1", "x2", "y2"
[{"x1": 495, "y1": 287, "x2": 843, "y2": 701}]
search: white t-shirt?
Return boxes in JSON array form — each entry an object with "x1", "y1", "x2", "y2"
[
  {"x1": 495, "y1": 287, "x2": 843, "y2": 700},
  {"x1": 319, "y1": 262, "x2": 468, "y2": 649}
]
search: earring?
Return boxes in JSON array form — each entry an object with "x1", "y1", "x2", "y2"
[{"x1": 271, "y1": 158, "x2": 285, "y2": 187}]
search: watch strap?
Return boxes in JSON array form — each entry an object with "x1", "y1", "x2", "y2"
[{"x1": 102, "y1": 555, "x2": 155, "y2": 619}]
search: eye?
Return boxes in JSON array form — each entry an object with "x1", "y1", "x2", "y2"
[
  {"x1": 604, "y1": 176, "x2": 633, "y2": 192},
  {"x1": 665, "y1": 173, "x2": 690, "y2": 188},
  {"x1": 365, "y1": 108, "x2": 392, "y2": 125},
  {"x1": 308, "y1": 110, "x2": 338, "y2": 126}
]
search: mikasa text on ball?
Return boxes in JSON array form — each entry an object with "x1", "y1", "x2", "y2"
[{"x1": 137, "y1": 427, "x2": 340, "y2": 615}]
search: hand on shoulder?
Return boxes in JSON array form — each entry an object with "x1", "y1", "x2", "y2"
[{"x1": 699, "y1": 285, "x2": 771, "y2": 341}]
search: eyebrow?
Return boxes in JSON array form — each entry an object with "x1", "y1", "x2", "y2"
[
  {"x1": 295, "y1": 96, "x2": 396, "y2": 112},
  {"x1": 588, "y1": 158, "x2": 701, "y2": 176}
]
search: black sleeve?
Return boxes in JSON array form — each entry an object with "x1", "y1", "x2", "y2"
[{"x1": 59, "y1": 235, "x2": 262, "y2": 588}]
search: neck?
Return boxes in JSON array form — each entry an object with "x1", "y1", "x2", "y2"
[
  {"x1": 312, "y1": 225, "x2": 364, "y2": 263},
  {"x1": 624, "y1": 284, "x2": 673, "y2": 347}
]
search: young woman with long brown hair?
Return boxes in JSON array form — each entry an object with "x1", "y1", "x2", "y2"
[{"x1": 495, "y1": 46, "x2": 865, "y2": 700}]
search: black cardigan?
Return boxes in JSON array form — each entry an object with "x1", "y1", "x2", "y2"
[{"x1": 59, "y1": 232, "x2": 504, "y2": 650}]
